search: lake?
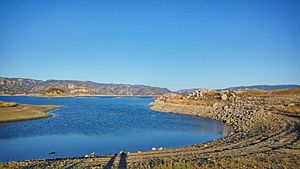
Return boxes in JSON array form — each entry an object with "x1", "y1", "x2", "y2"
[{"x1": 0, "y1": 96, "x2": 232, "y2": 162}]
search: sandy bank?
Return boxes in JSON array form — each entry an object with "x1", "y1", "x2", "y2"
[{"x1": 0, "y1": 102, "x2": 62, "y2": 123}]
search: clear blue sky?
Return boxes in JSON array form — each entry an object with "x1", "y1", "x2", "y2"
[{"x1": 0, "y1": 0, "x2": 299, "y2": 90}]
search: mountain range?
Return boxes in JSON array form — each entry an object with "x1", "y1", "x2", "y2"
[
  {"x1": 0, "y1": 77, "x2": 170, "y2": 96},
  {"x1": 1, "y1": 77, "x2": 299, "y2": 96},
  {"x1": 176, "y1": 85, "x2": 300, "y2": 95},
  {"x1": 224, "y1": 85, "x2": 300, "y2": 91}
]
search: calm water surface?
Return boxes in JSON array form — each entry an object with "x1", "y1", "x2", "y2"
[{"x1": 0, "y1": 96, "x2": 232, "y2": 161}]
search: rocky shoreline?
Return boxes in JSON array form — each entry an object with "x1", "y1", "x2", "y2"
[
  {"x1": 1, "y1": 89, "x2": 300, "y2": 168},
  {"x1": 151, "y1": 97, "x2": 272, "y2": 133},
  {"x1": 143, "y1": 89, "x2": 300, "y2": 168}
]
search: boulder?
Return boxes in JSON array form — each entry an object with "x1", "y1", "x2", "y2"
[
  {"x1": 221, "y1": 93, "x2": 228, "y2": 100},
  {"x1": 183, "y1": 88, "x2": 216, "y2": 100},
  {"x1": 155, "y1": 93, "x2": 183, "y2": 102}
]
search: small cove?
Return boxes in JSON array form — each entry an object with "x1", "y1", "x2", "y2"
[{"x1": 0, "y1": 96, "x2": 232, "y2": 162}]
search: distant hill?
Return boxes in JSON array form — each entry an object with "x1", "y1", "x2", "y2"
[
  {"x1": 176, "y1": 88, "x2": 200, "y2": 95},
  {"x1": 225, "y1": 85, "x2": 300, "y2": 91},
  {"x1": 176, "y1": 85, "x2": 300, "y2": 95},
  {"x1": 0, "y1": 77, "x2": 171, "y2": 96},
  {"x1": 43, "y1": 87, "x2": 66, "y2": 96}
]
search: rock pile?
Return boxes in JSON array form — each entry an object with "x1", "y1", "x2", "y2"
[
  {"x1": 211, "y1": 99, "x2": 255, "y2": 132},
  {"x1": 182, "y1": 89, "x2": 237, "y2": 101},
  {"x1": 219, "y1": 90, "x2": 237, "y2": 101},
  {"x1": 152, "y1": 93, "x2": 183, "y2": 104},
  {"x1": 183, "y1": 89, "x2": 215, "y2": 100},
  {"x1": 151, "y1": 90, "x2": 272, "y2": 133}
]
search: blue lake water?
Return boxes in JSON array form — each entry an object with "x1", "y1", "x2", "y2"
[{"x1": 0, "y1": 96, "x2": 232, "y2": 162}]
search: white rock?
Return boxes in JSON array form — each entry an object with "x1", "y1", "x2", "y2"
[
  {"x1": 221, "y1": 93, "x2": 228, "y2": 100},
  {"x1": 158, "y1": 147, "x2": 164, "y2": 150},
  {"x1": 152, "y1": 147, "x2": 157, "y2": 151}
]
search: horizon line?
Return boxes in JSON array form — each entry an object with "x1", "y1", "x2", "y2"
[{"x1": 1, "y1": 76, "x2": 300, "y2": 91}]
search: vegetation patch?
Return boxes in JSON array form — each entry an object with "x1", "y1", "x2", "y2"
[{"x1": 43, "y1": 88, "x2": 66, "y2": 96}]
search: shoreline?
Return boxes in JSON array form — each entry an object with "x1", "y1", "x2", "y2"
[
  {"x1": 1, "y1": 90, "x2": 300, "y2": 168},
  {"x1": 144, "y1": 93, "x2": 300, "y2": 168},
  {"x1": 0, "y1": 94, "x2": 158, "y2": 97}
]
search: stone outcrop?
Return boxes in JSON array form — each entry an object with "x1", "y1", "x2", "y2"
[
  {"x1": 150, "y1": 89, "x2": 296, "y2": 134},
  {"x1": 183, "y1": 89, "x2": 215, "y2": 99},
  {"x1": 152, "y1": 93, "x2": 183, "y2": 104},
  {"x1": 180, "y1": 88, "x2": 237, "y2": 101}
]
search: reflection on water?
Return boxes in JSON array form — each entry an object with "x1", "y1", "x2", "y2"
[{"x1": 0, "y1": 96, "x2": 232, "y2": 161}]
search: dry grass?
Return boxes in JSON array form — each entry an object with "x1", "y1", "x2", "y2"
[
  {"x1": 238, "y1": 88, "x2": 300, "y2": 98},
  {"x1": 0, "y1": 102, "x2": 17, "y2": 108},
  {"x1": 273, "y1": 105, "x2": 300, "y2": 114}
]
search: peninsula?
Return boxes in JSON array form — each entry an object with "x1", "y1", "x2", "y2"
[{"x1": 0, "y1": 102, "x2": 62, "y2": 123}]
